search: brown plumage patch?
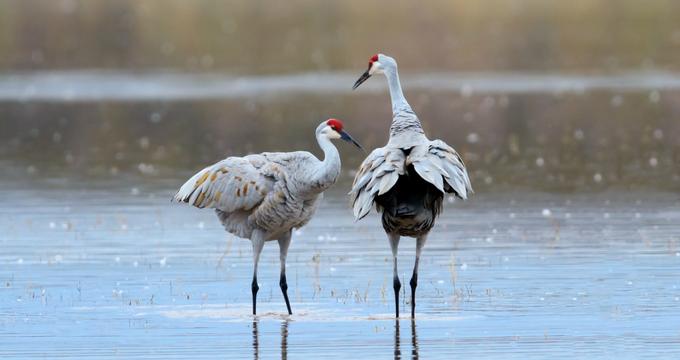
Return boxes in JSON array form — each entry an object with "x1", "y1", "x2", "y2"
[
  {"x1": 219, "y1": 167, "x2": 229, "y2": 174},
  {"x1": 243, "y1": 183, "x2": 249, "y2": 196},
  {"x1": 235, "y1": 176, "x2": 242, "y2": 181},
  {"x1": 195, "y1": 192, "x2": 205, "y2": 206},
  {"x1": 210, "y1": 172, "x2": 217, "y2": 181},
  {"x1": 215, "y1": 191, "x2": 222, "y2": 202},
  {"x1": 195, "y1": 171, "x2": 210, "y2": 187},
  {"x1": 236, "y1": 188, "x2": 241, "y2": 197}
]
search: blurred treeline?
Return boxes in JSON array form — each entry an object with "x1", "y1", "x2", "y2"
[{"x1": 1, "y1": 0, "x2": 679, "y2": 73}]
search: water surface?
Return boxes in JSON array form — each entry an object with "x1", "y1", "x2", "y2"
[{"x1": 1, "y1": 175, "x2": 679, "y2": 358}]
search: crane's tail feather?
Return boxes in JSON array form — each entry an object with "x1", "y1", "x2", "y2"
[
  {"x1": 172, "y1": 167, "x2": 212, "y2": 205},
  {"x1": 350, "y1": 140, "x2": 472, "y2": 220},
  {"x1": 413, "y1": 139, "x2": 472, "y2": 200}
]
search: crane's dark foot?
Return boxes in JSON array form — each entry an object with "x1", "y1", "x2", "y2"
[
  {"x1": 409, "y1": 273, "x2": 418, "y2": 319},
  {"x1": 280, "y1": 273, "x2": 292, "y2": 315},
  {"x1": 251, "y1": 277, "x2": 259, "y2": 315},
  {"x1": 393, "y1": 276, "x2": 401, "y2": 318}
]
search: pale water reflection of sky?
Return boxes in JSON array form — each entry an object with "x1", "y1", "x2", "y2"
[{"x1": 1, "y1": 178, "x2": 679, "y2": 358}]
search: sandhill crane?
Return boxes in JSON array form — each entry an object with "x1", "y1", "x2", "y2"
[
  {"x1": 173, "y1": 118, "x2": 362, "y2": 315},
  {"x1": 350, "y1": 54, "x2": 472, "y2": 318}
]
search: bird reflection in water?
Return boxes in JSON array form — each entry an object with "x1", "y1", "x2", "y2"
[
  {"x1": 252, "y1": 319, "x2": 259, "y2": 360},
  {"x1": 252, "y1": 318, "x2": 290, "y2": 360},
  {"x1": 281, "y1": 319, "x2": 289, "y2": 360},
  {"x1": 394, "y1": 320, "x2": 401, "y2": 359},
  {"x1": 411, "y1": 320, "x2": 419, "y2": 359},
  {"x1": 394, "y1": 319, "x2": 419, "y2": 360}
]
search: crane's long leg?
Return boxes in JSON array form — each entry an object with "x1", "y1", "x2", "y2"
[
  {"x1": 409, "y1": 234, "x2": 428, "y2": 318},
  {"x1": 251, "y1": 231, "x2": 265, "y2": 315},
  {"x1": 278, "y1": 231, "x2": 293, "y2": 315},
  {"x1": 388, "y1": 233, "x2": 401, "y2": 318}
]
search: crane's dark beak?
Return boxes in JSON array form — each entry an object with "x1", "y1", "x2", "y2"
[
  {"x1": 340, "y1": 130, "x2": 364, "y2": 151},
  {"x1": 352, "y1": 70, "x2": 371, "y2": 90}
]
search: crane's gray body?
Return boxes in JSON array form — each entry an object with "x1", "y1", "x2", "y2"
[
  {"x1": 374, "y1": 159, "x2": 442, "y2": 237},
  {"x1": 174, "y1": 124, "x2": 341, "y2": 241}
]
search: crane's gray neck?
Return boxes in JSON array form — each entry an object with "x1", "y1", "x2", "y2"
[
  {"x1": 311, "y1": 134, "x2": 341, "y2": 192},
  {"x1": 384, "y1": 65, "x2": 413, "y2": 116},
  {"x1": 383, "y1": 62, "x2": 424, "y2": 140}
]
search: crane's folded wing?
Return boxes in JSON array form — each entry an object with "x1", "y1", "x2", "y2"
[
  {"x1": 409, "y1": 139, "x2": 472, "y2": 200},
  {"x1": 350, "y1": 147, "x2": 406, "y2": 220},
  {"x1": 173, "y1": 157, "x2": 274, "y2": 212},
  {"x1": 350, "y1": 140, "x2": 472, "y2": 220}
]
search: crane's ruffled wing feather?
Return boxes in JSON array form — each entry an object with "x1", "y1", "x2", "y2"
[
  {"x1": 349, "y1": 147, "x2": 406, "y2": 220},
  {"x1": 173, "y1": 157, "x2": 273, "y2": 211},
  {"x1": 409, "y1": 139, "x2": 472, "y2": 200}
]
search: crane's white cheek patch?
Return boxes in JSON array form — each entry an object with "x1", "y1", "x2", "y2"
[
  {"x1": 322, "y1": 126, "x2": 340, "y2": 139},
  {"x1": 369, "y1": 62, "x2": 381, "y2": 75}
]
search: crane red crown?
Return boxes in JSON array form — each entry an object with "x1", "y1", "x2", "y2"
[
  {"x1": 369, "y1": 54, "x2": 379, "y2": 65},
  {"x1": 326, "y1": 118, "x2": 343, "y2": 131}
]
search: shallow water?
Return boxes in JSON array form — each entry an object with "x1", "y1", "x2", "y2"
[{"x1": 1, "y1": 175, "x2": 679, "y2": 359}]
